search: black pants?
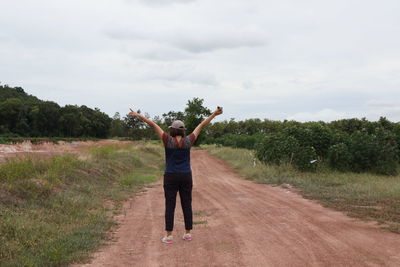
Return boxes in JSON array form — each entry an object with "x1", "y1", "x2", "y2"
[{"x1": 163, "y1": 173, "x2": 193, "y2": 232}]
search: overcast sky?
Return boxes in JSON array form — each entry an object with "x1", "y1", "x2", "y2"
[{"x1": 1, "y1": 0, "x2": 399, "y2": 122}]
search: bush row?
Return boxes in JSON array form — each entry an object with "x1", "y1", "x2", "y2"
[
  {"x1": 203, "y1": 133, "x2": 263, "y2": 150},
  {"x1": 254, "y1": 125, "x2": 399, "y2": 175}
]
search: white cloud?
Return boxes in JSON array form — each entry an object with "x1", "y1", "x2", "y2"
[
  {"x1": 138, "y1": 62, "x2": 218, "y2": 85},
  {"x1": 1, "y1": 0, "x2": 400, "y2": 122},
  {"x1": 365, "y1": 99, "x2": 400, "y2": 121},
  {"x1": 136, "y1": 0, "x2": 196, "y2": 6},
  {"x1": 105, "y1": 25, "x2": 267, "y2": 53},
  {"x1": 287, "y1": 109, "x2": 349, "y2": 122},
  {"x1": 366, "y1": 100, "x2": 400, "y2": 108}
]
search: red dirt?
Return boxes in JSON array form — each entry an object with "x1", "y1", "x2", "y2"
[{"x1": 78, "y1": 150, "x2": 400, "y2": 267}]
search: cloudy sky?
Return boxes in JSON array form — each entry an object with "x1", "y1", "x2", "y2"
[{"x1": 1, "y1": 0, "x2": 399, "y2": 122}]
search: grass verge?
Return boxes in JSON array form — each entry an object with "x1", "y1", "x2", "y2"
[
  {"x1": 0, "y1": 141, "x2": 163, "y2": 266},
  {"x1": 203, "y1": 144, "x2": 400, "y2": 234}
]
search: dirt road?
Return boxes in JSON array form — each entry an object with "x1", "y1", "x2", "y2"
[{"x1": 81, "y1": 150, "x2": 400, "y2": 267}]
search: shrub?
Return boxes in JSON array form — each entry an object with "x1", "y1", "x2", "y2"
[
  {"x1": 328, "y1": 143, "x2": 352, "y2": 171},
  {"x1": 282, "y1": 126, "x2": 312, "y2": 147},
  {"x1": 349, "y1": 130, "x2": 399, "y2": 175},
  {"x1": 292, "y1": 146, "x2": 318, "y2": 172},
  {"x1": 308, "y1": 124, "x2": 333, "y2": 157},
  {"x1": 349, "y1": 131, "x2": 380, "y2": 172},
  {"x1": 234, "y1": 134, "x2": 261, "y2": 149},
  {"x1": 205, "y1": 118, "x2": 400, "y2": 175},
  {"x1": 255, "y1": 133, "x2": 299, "y2": 165},
  {"x1": 331, "y1": 131, "x2": 351, "y2": 146},
  {"x1": 208, "y1": 133, "x2": 262, "y2": 150},
  {"x1": 374, "y1": 129, "x2": 399, "y2": 175},
  {"x1": 282, "y1": 124, "x2": 333, "y2": 158}
]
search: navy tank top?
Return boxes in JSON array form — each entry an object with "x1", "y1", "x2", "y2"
[{"x1": 162, "y1": 132, "x2": 196, "y2": 174}]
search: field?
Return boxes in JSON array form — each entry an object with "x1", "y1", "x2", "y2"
[
  {"x1": 0, "y1": 140, "x2": 163, "y2": 266},
  {"x1": 203, "y1": 144, "x2": 400, "y2": 234},
  {"x1": 1, "y1": 140, "x2": 400, "y2": 266}
]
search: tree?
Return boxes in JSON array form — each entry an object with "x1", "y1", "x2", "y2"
[
  {"x1": 58, "y1": 105, "x2": 84, "y2": 137},
  {"x1": 32, "y1": 101, "x2": 61, "y2": 136},
  {"x1": 162, "y1": 111, "x2": 185, "y2": 128},
  {"x1": 110, "y1": 112, "x2": 125, "y2": 137},
  {"x1": 0, "y1": 85, "x2": 114, "y2": 138},
  {"x1": 184, "y1": 98, "x2": 211, "y2": 145},
  {"x1": 0, "y1": 98, "x2": 25, "y2": 134},
  {"x1": 123, "y1": 109, "x2": 147, "y2": 139}
]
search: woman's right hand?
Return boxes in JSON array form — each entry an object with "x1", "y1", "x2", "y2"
[{"x1": 128, "y1": 109, "x2": 140, "y2": 117}]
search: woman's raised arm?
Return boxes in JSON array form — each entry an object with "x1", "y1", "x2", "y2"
[
  {"x1": 192, "y1": 107, "x2": 223, "y2": 138},
  {"x1": 128, "y1": 109, "x2": 164, "y2": 139}
]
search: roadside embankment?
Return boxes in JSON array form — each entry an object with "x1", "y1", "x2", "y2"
[{"x1": 0, "y1": 141, "x2": 163, "y2": 266}]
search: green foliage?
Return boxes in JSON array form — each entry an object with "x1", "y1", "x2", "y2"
[
  {"x1": 255, "y1": 131, "x2": 318, "y2": 172},
  {"x1": 0, "y1": 85, "x2": 40, "y2": 103},
  {"x1": 206, "y1": 116, "x2": 400, "y2": 175},
  {"x1": 59, "y1": 105, "x2": 111, "y2": 138},
  {"x1": 282, "y1": 124, "x2": 333, "y2": 157},
  {"x1": 205, "y1": 133, "x2": 262, "y2": 149},
  {"x1": 307, "y1": 124, "x2": 333, "y2": 157},
  {"x1": 109, "y1": 112, "x2": 125, "y2": 137},
  {"x1": 206, "y1": 118, "x2": 284, "y2": 138},
  {"x1": 348, "y1": 131, "x2": 380, "y2": 172},
  {"x1": 162, "y1": 111, "x2": 185, "y2": 127},
  {"x1": 0, "y1": 85, "x2": 111, "y2": 138},
  {"x1": 123, "y1": 109, "x2": 146, "y2": 139},
  {"x1": 184, "y1": 98, "x2": 211, "y2": 145},
  {"x1": 292, "y1": 146, "x2": 318, "y2": 172},
  {"x1": 251, "y1": 122, "x2": 400, "y2": 174},
  {"x1": 327, "y1": 143, "x2": 352, "y2": 171},
  {"x1": 255, "y1": 133, "x2": 299, "y2": 165},
  {"x1": 0, "y1": 98, "x2": 25, "y2": 135},
  {"x1": 328, "y1": 118, "x2": 369, "y2": 134},
  {"x1": 348, "y1": 129, "x2": 399, "y2": 175}
]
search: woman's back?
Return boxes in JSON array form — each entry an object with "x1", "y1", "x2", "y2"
[{"x1": 162, "y1": 132, "x2": 196, "y2": 174}]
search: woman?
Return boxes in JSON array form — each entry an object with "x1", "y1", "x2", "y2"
[{"x1": 128, "y1": 107, "x2": 223, "y2": 244}]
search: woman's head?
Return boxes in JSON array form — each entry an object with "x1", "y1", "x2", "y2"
[{"x1": 169, "y1": 120, "x2": 186, "y2": 137}]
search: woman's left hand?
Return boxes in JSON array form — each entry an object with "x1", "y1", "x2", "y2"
[{"x1": 214, "y1": 107, "x2": 223, "y2": 116}]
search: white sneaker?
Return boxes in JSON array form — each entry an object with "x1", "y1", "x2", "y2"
[
  {"x1": 182, "y1": 233, "x2": 192, "y2": 241},
  {"x1": 161, "y1": 235, "x2": 173, "y2": 244}
]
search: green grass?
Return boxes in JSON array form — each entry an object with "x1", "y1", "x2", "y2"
[
  {"x1": 193, "y1": 210, "x2": 209, "y2": 226},
  {"x1": 203, "y1": 144, "x2": 400, "y2": 234},
  {"x1": 193, "y1": 220, "x2": 208, "y2": 225},
  {"x1": 0, "y1": 142, "x2": 163, "y2": 266}
]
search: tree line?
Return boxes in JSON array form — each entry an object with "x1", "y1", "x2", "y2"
[
  {"x1": 2, "y1": 85, "x2": 400, "y2": 175},
  {"x1": 110, "y1": 97, "x2": 211, "y2": 144},
  {"x1": 0, "y1": 85, "x2": 111, "y2": 138},
  {"x1": 0, "y1": 85, "x2": 211, "y2": 141}
]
